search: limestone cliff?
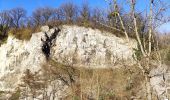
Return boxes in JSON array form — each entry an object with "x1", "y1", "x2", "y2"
[
  {"x1": 51, "y1": 25, "x2": 137, "y2": 68},
  {"x1": 0, "y1": 25, "x2": 137, "y2": 98}
]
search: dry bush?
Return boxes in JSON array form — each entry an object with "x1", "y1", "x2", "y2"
[
  {"x1": 19, "y1": 59, "x2": 145, "y2": 99},
  {"x1": 47, "y1": 18, "x2": 125, "y2": 38},
  {"x1": 0, "y1": 36, "x2": 7, "y2": 46},
  {"x1": 76, "y1": 66, "x2": 144, "y2": 100},
  {"x1": 41, "y1": 59, "x2": 145, "y2": 100},
  {"x1": 9, "y1": 27, "x2": 40, "y2": 40}
]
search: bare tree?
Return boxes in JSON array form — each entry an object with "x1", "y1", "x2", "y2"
[
  {"x1": 104, "y1": 0, "x2": 170, "y2": 99},
  {"x1": 32, "y1": 8, "x2": 44, "y2": 26},
  {"x1": 92, "y1": 8, "x2": 103, "y2": 22},
  {"x1": 79, "y1": 1, "x2": 91, "y2": 26},
  {"x1": 60, "y1": 2, "x2": 78, "y2": 23},
  {"x1": 26, "y1": 17, "x2": 35, "y2": 28},
  {"x1": 41, "y1": 7, "x2": 54, "y2": 24},
  {"x1": 52, "y1": 8, "x2": 64, "y2": 21},
  {"x1": 0, "y1": 10, "x2": 12, "y2": 27},
  {"x1": 32, "y1": 7, "x2": 57, "y2": 26},
  {"x1": 10, "y1": 8, "x2": 26, "y2": 28},
  {"x1": 0, "y1": 10, "x2": 11, "y2": 37}
]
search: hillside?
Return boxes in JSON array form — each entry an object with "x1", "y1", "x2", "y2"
[
  {"x1": 0, "y1": 25, "x2": 169, "y2": 100},
  {"x1": 0, "y1": 25, "x2": 139, "y2": 99}
]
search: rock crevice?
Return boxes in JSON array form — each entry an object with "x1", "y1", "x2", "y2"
[{"x1": 41, "y1": 26, "x2": 60, "y2": 59}]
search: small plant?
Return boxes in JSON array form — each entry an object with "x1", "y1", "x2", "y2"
[
  {"x1": 133, "y1": 48, "x2": 142, "y2": 60},
  {"x1": 0, "y1": 91, "x2": 5, "y2": 96},
  {"x1": 167, "y1": 49, "x2": 170, "y2": 61},
  {"x1": 73, "y1": 96, "x2": 80, "y2": 100},
  {"x1": 9, "y1": 89, "x2": 21, "y2": 100}
]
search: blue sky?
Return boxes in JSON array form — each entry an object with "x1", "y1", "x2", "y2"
[
  {"x1": 0, "y1": 0, "x2": 108, "y2": 15},
  {"x1": 0, "y1": 0, "x2": 170, "y2": 33},
  {"x1": 0, "y1": 0, "x2": 152, "y2": 16}
]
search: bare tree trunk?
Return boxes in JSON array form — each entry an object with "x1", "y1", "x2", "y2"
[
  {"x1": 114, "y1": 0, "x2": 130, "y2": 42},
  {"x1": 130, "y1": 1, "x2": 151, "y2": 100},
  {"x1": 148, "y1": 0, "x2": 153, "y2": 56},
  {"x1": 103, "y1": 0, "x2": 165, "y2": 99},
  {"x1": 131, "y1": 1, "x2": 146, "y2": 56},
  {"x1": 145, "y1": 75, "x2": 152, "y2": 100}
]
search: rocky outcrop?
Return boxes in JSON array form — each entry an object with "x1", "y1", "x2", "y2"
[
  {"x1": 149, "y1": 62, "x2": 167, "y2": 99},
  {"x1": 51, "y1": 25, "x2": 137, "y2": 68},
  {"x1": 0, "y1": 33, "x2": 46, "y2": 91},
  {"x1": 0, "y1": 25, "x2": 137, "y2": 96}
]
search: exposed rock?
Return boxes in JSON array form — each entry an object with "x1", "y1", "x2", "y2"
[
  {"x1": 0, "y1": 33, "x2": 46, "y2": 91},
  {"x1": 51, "y1": 25, "x2": 137, "y2": 68},
  {"x1": 0, "y1": 25, "x2": 169, "y2": 99},
  {"x1": 150, "y1": 62, "x2": 168, "y2": 99},
  {"x1": 0, "y1": 25, "x2": 137, "y2": 98},
  {"x1": 41, "y1": 25, "x2": 49, "y2": 33},
  {"x1": 19, "y1": 80, "x2": 68, "y2": 100}
]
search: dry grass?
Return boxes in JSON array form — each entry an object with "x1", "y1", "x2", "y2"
[
  {"x1": 76, "y1": 67, "x2": 144, "y2": 100},
  {"x1": 8, "y1": 27, "x2": 40, "y2": 41},
  {"x1": 5, "y1": 21, "x2": 130, "y2": 42},
  {"x1": 40, "y1": 59, "x2": 145, "y2": 100},
  {"x1": 17, "y1": 58, "x2": 146, "y2": 99},
  {"x1": 47, "y1": 20, "x2": 126, "y2": 38}
]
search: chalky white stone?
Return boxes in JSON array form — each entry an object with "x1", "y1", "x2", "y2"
[{"x1": 0, "y1": 25, "x2": 136, "y2": 92}]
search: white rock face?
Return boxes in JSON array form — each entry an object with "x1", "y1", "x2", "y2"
[
  {"x1": 150, "y1": 63, "x2": 170, "y2": 100},
  {"x1": 51, "y1": 25, "x2": 137, "y2": 68},
  {"x1": 41, "y1": 25, "x2": 50, "y2": 33},
  {"x1": 0, "y1": 25, "x2": 136, "y2": 92},
  {"x1": 0, "y1": 32, "x2": 46, "y2": 91},
  {"x1": 150, "y1": 63, "x2": 167, "y2": 99}
]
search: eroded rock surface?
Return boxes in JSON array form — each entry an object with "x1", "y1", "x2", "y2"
[
  {"x1": 51, "y1": 25, "x2": 137, "y2": 68},
  {"x1": 0, "y1": 25, "x2": 137, "y2": 97},
  {"x1": 0, "y1": 33, "x2": 46, "y2": 91}
]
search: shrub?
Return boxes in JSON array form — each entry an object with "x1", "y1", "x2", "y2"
[
  {"x1": 133, "y1": 48, "x2": 142, "y2": 60},
  {"x1": 0, "y1": 36, "x2": 7, "y2": 45},
  {"x1": 167, "y1": 49, "x2": 170, "y2": 61},
  {"x1": 8, "y1": 28, "x2": 32, "y2": 40},
  {"x1": 0, "y1": 25, "x2": 8, "y2": 45}
]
